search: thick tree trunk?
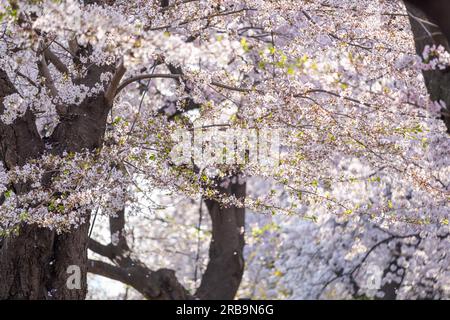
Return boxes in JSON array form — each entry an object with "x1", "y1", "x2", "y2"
[
  {"x1": 404, "y1": 0, "x2": 450, "y2": 133},
  {"x1": 0, "y1": 224, "x2": 90, "y2": 299},
  {"x1": 0, "y1": 226, "x2": 54, "y2": 299},
  {"x1": 196, "y1": 181, "x2": 246, "y2": 300},
  {"x1": 0, "y1": 63, "x2": 111, "y2": 299},
  {"x1": 0, "y1": 69, "x2": 56, "y2": 299},
  {"x1": 0, "y1": 0, "x2": 140, "y2": 301}
]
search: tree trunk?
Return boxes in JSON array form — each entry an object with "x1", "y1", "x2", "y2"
[
  {"x1": 404, "y1": 0, "x2": 450, "y2": 133},
  {"x1": 0, "y1": 63, "x2": 111, "y2": 299},
  {"x1": 196, "y1": 180, "x2": 246, "y2": 300},
  {"x1": 0, "y1": 224, "x2": 90, "y2": 299}
]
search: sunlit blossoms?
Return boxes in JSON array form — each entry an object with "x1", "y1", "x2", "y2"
[{"x1": 0, "y1": 0, "x2": 449, "y2": 300}]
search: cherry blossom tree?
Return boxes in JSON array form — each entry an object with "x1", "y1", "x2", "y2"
[
  {"x1": 238, "y1": 0, "x2": 450, "y2": 300},
  {"x1": 0, "y1": 0, "x2": 448, "y2": 300}
]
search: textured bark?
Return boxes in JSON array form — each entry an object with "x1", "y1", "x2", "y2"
[
  {"x1": 0, "y1": 71, "x2": 43, "y2": 170},
  {"x1": 0, "y1": 226, "x2": 53, "y2": 299},
  {"x1": 48, "y1": 94, "x2": 110, "y2": 154},
  {"x1": 404, "y1": 0, "x2": 450, "y2": 133},
  {"x1": 0, "y1": 59, "x2": 112, "y2": 299},
  {"x1": 0, "y1": 223, "x2": 90, "y2": 299},
  {"x1": 0, "y1": 0, "x2": 127, "y2": 300},
  {"x1": 196, "y1": 181, "x2": 246, "y2": 300},
  {"x1": 404, "y1": 0, "x2": 450, "y2": 45}
]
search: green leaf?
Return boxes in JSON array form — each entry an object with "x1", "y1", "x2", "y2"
[
  {"x1": 240, "y1": 37, "x2": 250, "y2": 52},
  {"x1": 388, "y1": 200, "x2": 393, "y2": 209},
  {"x1": 4, "y1": 190, "x2": 12, "y2": 198}
]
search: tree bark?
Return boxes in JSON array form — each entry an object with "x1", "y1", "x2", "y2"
[
  {"x1": 0, "y1": 56, "x2": 113, "y2": 299},
  {"x1": 0, "y1": 0, "x2": 179, "y2": 300},
  {"x1": 196, "y1": 181, "x2": 246, "y2": 300},
  {"x1": 403, "y1": 0, "x2": 450, "y2": 134},
  {"x1": 0, "y1": 224, "x2": 90, "y2": 299}
]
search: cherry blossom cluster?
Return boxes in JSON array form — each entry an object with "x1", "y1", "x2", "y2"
[{"x1": 0, "y1": 0, "x2": 449, "y2": 299}]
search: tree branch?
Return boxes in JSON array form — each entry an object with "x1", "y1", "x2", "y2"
[
  {"x1": 88, "y1": 259, "x2": 193, "y2": 300},
  {"x1": 105, "y1": 58, "x2": 126, "y2": 105},
  {"x1": 115, "y1": 73, "x2": 252, "y2": 98},
  {"x1": 37, "y1": 42, "x2": 59, "y2": 99},
  {"x1": 88, "y1": 239, "x2": 116, "y2": 260},
  {"x1": 88, "y1": 209, "x2": 192, "y2": 300},
  {"x1": 44, "y1": 48, "x2": 70, "y2": 75}
]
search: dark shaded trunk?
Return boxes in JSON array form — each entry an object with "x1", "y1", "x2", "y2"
[
  {"x1": 404, "y1": 0, "x2": 450, "y2": 133},
  {"x1": 404, "y1": 0, "x2": 450, "y2": 46},
  {"x1": 0, "y1": 0, "x2": 121, "y2": 300},
  {"x1": 196, "y1": 181, "x2": 246, "y2": 300},
  {"x1": 88, "y1": 180, "x2": 247, "y2": 300},
  {"x1": 0, "y1": 65, "x2": 111, "y2": 299}
]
